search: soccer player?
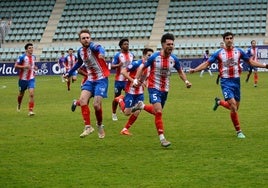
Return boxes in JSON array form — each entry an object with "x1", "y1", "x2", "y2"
[
  {"x1": 200, "y1": 50, "x2": 213, "y2": 77},
  {"x1": 115, "y1": 48, "x2": 154, "y2": 135},
  {"x1": 132, "y1": 33, "x2": 192, "y2": 147},
  {"x1": 57, "y1": 52, "x2": 66, "y2": 82},
  {"x1": 64, "y1": 29, "x2": 110, "y2": 139},
  {"x1": 14, "y1": 43, "x2": 38, "y2": 116},
  {"x1": 64, "y1": 48, "x2": 77, "y2": 91},
  {"x1": 245, "y1": 40, "x2": 259, "y2": 87},
  {"x1": 111, "y1": 38, "x2": 135, "y2": 121},
  {"x1": 189, "y1": 32, "x2": 268, "y2": 139}
]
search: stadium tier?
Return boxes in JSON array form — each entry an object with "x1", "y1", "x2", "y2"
[{"x1": 0, "y1": 0, "x2": 267, "y2": 62}]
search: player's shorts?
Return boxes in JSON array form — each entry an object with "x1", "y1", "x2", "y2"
[
  {"x1": 82, "y1": 77, "x2": 108, "y2": 98},
  {"x1": 220, "y1": 77, "x2": 240, "y2": 102},
  {"x1": 69, "y1": 70, "x2": 78, "y2": 76},
  {"x1": 114, "y1": 80, "x2": 126, "y2": 96},
  {"x1": 124, "y1": 93, "x2": 144, "y2": 108},
  {"x1": 148, "y1": 88, "x2": 168, "y2": 108},
  {"x1": 247, "y1": 65, "x2": 258, "y2": 72},
  {"x1": 18, "y1": 78, "x2": 35, "y2": 92},
  {"x1": 60, "y1": 67, "x2": 65, "y2": 74}
]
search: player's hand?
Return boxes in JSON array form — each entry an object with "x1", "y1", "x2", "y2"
[
  {"x1": 132, "y1": 78, "x2": 139, "y2": 87},
  {"x1": 189, "y1": 69, "x2": 195, "y2": 74}
]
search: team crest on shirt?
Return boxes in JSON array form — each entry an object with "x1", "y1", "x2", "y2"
[{"x1": 127, "y1": 64, "x2": 133, "y2": 69}]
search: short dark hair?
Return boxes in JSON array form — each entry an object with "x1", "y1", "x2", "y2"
[
  {"x1": 161, "y1": 33, "x2": 175, "y2": 44},
  {"x1": 251, "y1": 40, "x2": 256, "y2": 44},
  {"x1": 222, "y1": 32, "x2": 234, "y2": 40},
  {"x1": 24, "y1": 43, "x2": 33, "y2": 50},
  {"x1": 142, "y1": 48, "x2": 154, "y2": 56},
  {"x1": 78, "y1": 28, "x2": 91, "y2": 38},
  {"x1": 119, "y1": 38, "x2": 129, "y2": 48}
]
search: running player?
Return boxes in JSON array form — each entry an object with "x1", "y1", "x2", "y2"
[
  {"x1": 111, "y1": 38, "x2": 134, "y2": 121},
  {"x1": 14, "y1": 43, "x2": 38, "y2": 116}
]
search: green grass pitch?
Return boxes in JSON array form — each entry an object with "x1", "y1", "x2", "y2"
[{"x1": 0, "y1": 72, "x2": 267, "y2": 187}]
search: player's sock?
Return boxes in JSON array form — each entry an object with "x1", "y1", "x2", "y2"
[
  {"x1": 112, "y1": 100, "x2": 118, "y2": 114},
  {"x1": 95, "y1": 108, "x2": 103, "y2": 125},
  {"x1": 67, "y1": 81, "x2": 70, "y2": 90},
  {"x1": 29, "y1": 101, "x2": 34, "y2": 112},
  {"x1": 155, "y1": 112, "x2": 164, "y2": 135},
  {"x1": 125, "y1": 114, "x2": 138, "y2": 129},
  {"x1": 118, "y1": 100, "x2": 125, "y2": 111},
  {"x1": 245, "y1": 73, "x2": 250, "y2": 82},
  {"x1": 219, "y1": 100, "x2": 230, "y2": 110},
  {"x1": 144, "y1": 104, "x2": 155, "y2": 115},
  {"x1": 230, "y1": 111, "x2": 241, "y2": 131},
  {"x1": 254, "y1": 73, "x2": 258, "y2": 85},
  {"x1": 81, "y1": 105, "x2": 90, "y2": 125},
  {"x1": 18, "y1": 95, "x2": 23, "y2": 105},
  {"x1": 216, "y1": 75, "x2": 220, "y2": 85}
]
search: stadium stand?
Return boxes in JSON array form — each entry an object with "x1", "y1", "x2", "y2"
[{"x1": 0, "y1": 0, "x2": 267, "y2": 62}]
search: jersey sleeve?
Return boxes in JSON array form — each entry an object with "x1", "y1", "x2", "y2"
[
  {"x1": 144, "y1": 52, "x2": 158, "y2": 68},
  {"x1": 238, "y1": 48, "x2": 250, "y2": 62},
  {"x1": 171, "y1": 54, "x2": 181, "y2": 70},
  {"x1": 208, "y1": 49, "x2": 221, "y2": 64},
  {"x1": 90, "y1": 42, "x2": 105, "y2": 56},
  {"x1": 126, "y1": 60, "x2": 141, "y2": 72},
  {"x1": 112, "y1": 52, "x2": 120, "y2": 65}
]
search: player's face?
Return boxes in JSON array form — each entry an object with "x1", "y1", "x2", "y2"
[
  {"x1": 144, "y1": 51, "x2": 153, "y2": 60},
  {"x1": 162, "y1": 39, "x2": 174, "y2": 56},
  {"x1": 121, "y1": 41, "x2": 129, "y2": 52},
  {"x1": 26, "y1": 46, "x2": 34, "y2": 55},
  {"x1": 80, "y1": 33, "x2": 91, "y2": 47},
  {"x1": 251, "y1": 41, "x2": 256, "y2": 47},
  {"x1": 224, "y1": 35, "x2": 234, "y2": 48}
]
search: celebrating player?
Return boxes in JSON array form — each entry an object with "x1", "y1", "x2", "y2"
[
  {"x1": 64, "y1": 29, "x2": 110, "y2": 139},
  {"x1": 115, "y1": 48, "x2": 154, "y2": 136},
  {"x1": 132, "y1": 33, "x2": 192, "y2": 147},
  {"x1": 189, "y1": 31, "x2": 268, "y2": 138}
]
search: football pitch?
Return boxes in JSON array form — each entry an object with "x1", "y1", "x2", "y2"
[{"x1": 0, "y1": 73, "x2": 267, "y2": 187}]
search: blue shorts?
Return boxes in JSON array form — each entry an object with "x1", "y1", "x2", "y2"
[
  {"x1": 18, "y1": 79, "x2": 35, "y2": 92},
  {"x1": 124, "y1": 93, "x2": 144, "y2": 108},
  {"x1": 81, "y1": 78, "x2": 108, "y2": 98},
  {"x1": 114, "y1": 81, "x2": 126, "y2": 96},
  {"x1": 220, "y1": 78, "x2": 241, "y2": 101},
  {"x1": 148, "y1": 88, "x2": 168, "y2": 108},
  {"x1": 247, "y1": 65, "x2": 258, "y2": 72},
  {"x1": 70, "y1": 70, "x2": 78, "y2": 76}
]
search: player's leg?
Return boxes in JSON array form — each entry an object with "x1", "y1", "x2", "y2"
[
  {"x1": 27, "y1": 79, "x2": 36, "y2": 116},
  {"x1": 93, "y1": 78, "x2": 108, "y2": 138},
  {"x1": 120, "y1": 94, "x2": 142, "y2": 135},
  {"x1": 112, "y1": 81, "x2": 124, "y2": 121},
  {"x1": 79, "y1": 82, "x2": 94, "y2": 138},
  {"x1": 253, "y1": 68, "x2": 258, "y2": 87},
  {"x1": 245, "y1": 68, "x2": 252, "y2": 82},
  {"x1": 150, "y1": 89, "x2": 170, "y2": 147},
  {"x1": 17, "y1": 79, "x2": 27, "y2": 112},
  {"x1": 200, "y1": 70, "x2": 204, "y2": 77}
]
